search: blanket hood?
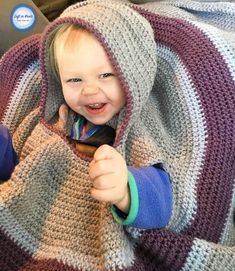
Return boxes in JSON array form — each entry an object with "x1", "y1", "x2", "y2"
[{"x1": 39, "y1": 0, "x2": 157, "y2": 150}]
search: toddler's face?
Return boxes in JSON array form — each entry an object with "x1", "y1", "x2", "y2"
[{"x1": 57, "y1": 30, "x2": 126, "y2": 125}]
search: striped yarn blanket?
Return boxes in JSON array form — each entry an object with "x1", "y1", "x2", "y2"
[{"x1": 0, "y1": 1, "x2": 234, "y2": 270}]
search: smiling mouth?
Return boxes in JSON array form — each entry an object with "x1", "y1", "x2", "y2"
[{"x1": 86, "y1": 103, "x2": 106, "y2": 110}]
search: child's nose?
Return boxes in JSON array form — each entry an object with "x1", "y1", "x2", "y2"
[{"x1": 82, "y1": 84, "x2": 99, "y2": 96}]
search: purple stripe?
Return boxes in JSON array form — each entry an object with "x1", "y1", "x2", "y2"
[
  {"x1": 0, "y1": 227, "x2": 80, "y2": 271},
  {"x1": 0, "y1": 227, "x2": 31, "y2": 271},
  {"x1": 0, "y1": 34, "x2": 40, "y2": 122},
  {"x1": 123, "y1": 229, "x2": 193, "y2": 271},
  {"x1": 19, "y1": 259, "x2": 80, "y2": 271},
  {"x1": 132, "y1": 7, "x2": 235, "y2": 270}
]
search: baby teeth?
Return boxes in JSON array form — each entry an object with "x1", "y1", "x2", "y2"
[{"x1": 88, "y1": 103, "x2": 103, "y2": 109}]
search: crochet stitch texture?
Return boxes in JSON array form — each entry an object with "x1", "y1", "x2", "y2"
[{"x1": 0, "y1": 0, "x2": 235, "y2": 270}]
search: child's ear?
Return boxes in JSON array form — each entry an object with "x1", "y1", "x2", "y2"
[
  {"x1": 59, "y1": 104, "x2": 69, "y2": 126},
  {"x1": 56, "y1": 103, "x2": 69, "y2": 132},
  {"x1": 55, "y1": 103, "x2": 74, "y2": 135}
]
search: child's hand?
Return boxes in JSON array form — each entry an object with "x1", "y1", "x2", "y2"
[{"x1": 89, "y1": 144, "x2": 130, "y2": 213}]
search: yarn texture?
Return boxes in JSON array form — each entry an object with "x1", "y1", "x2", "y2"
[{"x1": 0, "y1": 0, "x2": 234, "y2": 270}]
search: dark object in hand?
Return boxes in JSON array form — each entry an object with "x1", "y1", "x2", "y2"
[{"x1": 74, "y1": 125, "x2": 116, "y2": 157}]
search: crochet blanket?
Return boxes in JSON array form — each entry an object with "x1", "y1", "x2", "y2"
[{"x1": 0, "y1": 1, "x2": 234, "y2": 270}]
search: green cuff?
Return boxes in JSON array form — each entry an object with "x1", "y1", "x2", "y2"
[{"x1": 111, "y1": 170, "x2": 139, "y2": 225}]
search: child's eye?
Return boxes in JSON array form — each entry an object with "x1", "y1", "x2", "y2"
[
  {"x1": 99, "y1": 73, "x2": 114, "y2": 79},
  {"x1": 67, "y1": 78, "x2": 82, "y2": 83}
]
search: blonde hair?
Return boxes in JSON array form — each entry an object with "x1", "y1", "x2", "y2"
[{"x1": 49, "y1": 24, "x2": 90, "y2": 80}]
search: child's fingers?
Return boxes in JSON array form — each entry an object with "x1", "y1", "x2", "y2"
[
  {"x1": 89, "y1": 159, "x2": 96, "y2": 168},
  {"x1": 93, "y1": 144, "x2": 116, "y2": 161},
  {"x1": 92, "y1": 173, "x2": 116, "y2": 190},
  {"x1": 91, "y1": 186, "x2": 122, "y2": 203},
  {"x1": 89, "y1": 159, "x2": 114, "y2": 179}
]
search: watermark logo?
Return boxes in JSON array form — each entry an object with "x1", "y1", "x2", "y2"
[{"x1": 11, "y1": 4, "x2": 36, "y2": 32}]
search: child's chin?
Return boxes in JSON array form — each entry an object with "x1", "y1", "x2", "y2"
[{"x1": 86, "y1": 116, "x2": 108, "y2": 126}]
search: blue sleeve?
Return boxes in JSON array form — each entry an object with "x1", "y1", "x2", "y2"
[
  {"x1": 0, "y1": 125, "x2": 18, "y2": 181},
  {"x1": 112, "y1": 165, "x2": 172, "y2": 229}
]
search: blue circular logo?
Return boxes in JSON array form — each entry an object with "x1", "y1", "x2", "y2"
[{"x1": 11, "y1": 4, "x2": 36, "y2": 32}]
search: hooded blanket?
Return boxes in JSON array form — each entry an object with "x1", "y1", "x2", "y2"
[{"x1": 0, "y1": 0, "x2": 235, "y2": 270}]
